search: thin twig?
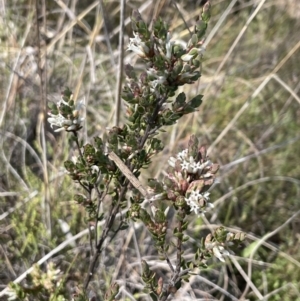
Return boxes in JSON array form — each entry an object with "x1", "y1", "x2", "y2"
[
  {"x1": 172, "y1": 0, "x2": 192, "y2": 36},
  {"x1": 163, "y1": 250, "x2": 175, "y2": 273},
  {"x1": 98, "y1": 0, "x2": 115, "y2": 67},
  {"x1": 107, "y1": 151, "x2": 151, "y2": 199},
  {"x1": 35, "y1": 0, "x2": 52, "y2": 236},
  {"x1": 84, "y1": 186, "x2": 127, "y2": 290},
  {"x1": 114, "y1": 0, "x2": 126, "y2": 126}
]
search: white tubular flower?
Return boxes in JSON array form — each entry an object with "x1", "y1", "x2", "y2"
[
  {"x1": 66, "y1": 124, "x2": 77, "y2": 131},
  {"x1": 180, "y1": 53, "x2": 194, "y2": 62},
  {"x1": 150, "y1": 76, "x2": 166, "y2": 88},
  {"x1": 181, "y1": 48, "x2": 200, "y2": 62},
  {"x1": 127, "y1": 43, "x2": 146, "y2": 58},
  {"x1": 127, "y1": 32, "x2": 149, "y2": 58},
  {"x1": 165, "y1": 32, "x2": 174, "y2": 59},
  {"x1": 212, "y1": 245, "x2": 230, "y2": 262},
  {"x1": 168, "y1": 156, "x2": 177, "y2": 167}
]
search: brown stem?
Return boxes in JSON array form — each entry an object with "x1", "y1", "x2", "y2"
[
  {"x1": 175, "y1": 210, "x2": 184, "y2": 275},
  {"x1": 73, "y1": 132, "x2": 84, "y2": 159},
  {"x1": 83, "y1": 185, "x2": 128, "y2": 290},
  {"x1": 159, "y1": 209, "x2": 185, "y2": 301},
  {"x1": 164, "y1": 250, "x2": 174, "y2": 273},
  {"x1": 139, "y1": 95, "x2": 168, "y2": 149}
]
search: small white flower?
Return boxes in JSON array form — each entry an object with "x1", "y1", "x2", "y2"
[
  {"x1": 168, "y1": 156, "x2": 177, "y2": 167},
  {"x1": 150, "y1": 76, "x2": 166, "y2": 88},
  {"x1": 202, "y1": 191, "x2": 210, "y2": 200},
  {"x1": 190, "y1": 161, "x2": 202, "y2": 173},
  {"x1": 66, "y1": 124, "x2": 78, "y2": 131},
  {"x1": 71, "y1": 156, "x2": 77, "y2": 164},
  {"x1": 185, "y1": 196, "x2": 198, "y2": 213},
  {"x1": 165, "y1": 32, "x2": 174, "y2": 59},
  {"x1": 127, "y1": 43, "x2": 146, "y2": 57},
  {"x1": 91, "y1": 165, "x2": 99, "y2": 174},
  {"x1": 185, "y1": 190, "x2": 212, "y2": 216},
  {"x1": 193, "y1": 190, "x2": 201, "y2": 200},
  {"x1": 180, "y1": 160, "x2": 190, "y2": 171},
  {"x1": 188, "y1": 200, "x2": 200, "y2": 215},
  {"x1": 177, "y1": 149, "x2": 188, "y2": 160},
  {"x1": 212, "y1": 245, "x2": 230, "y2": 262},
  {"x1": 48, "y1": 113, "x2": 69, "y2": 128},
  {"x1": 127, "y1": 32, "x2": 149, "y2": 57},
  {"x1": 198, "y1": 46, "x2": 206, "y2": 55}
]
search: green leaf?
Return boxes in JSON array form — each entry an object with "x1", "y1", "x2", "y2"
[
  {"x1": 64, "y1": 160, "x2": 75, "y2": 172},
  {"x1": 173, "y1": 232, "x2": 183, "y2": 239},
  {"x1": 177, "y1": 92, "x2": 186, "y2": 103},
  {"x1": 189, "y1": 94, "x2": 203, "y2": 109},
  {"x1": 84, "y1": 144, "x2": 95, "y2": 156},
  {"x1": 74, "y1": 194, "x2": 86, "y2": 204},
  {"x1": 182, "y1": 236, "x2": 190, "y2": 242},
  {"x1": 195, "y1": 20, "x2": 208, "y2": 40}
]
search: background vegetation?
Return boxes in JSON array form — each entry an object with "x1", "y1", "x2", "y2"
[{"x1": 0, "y1": 0, "x2": 300, "y2": 300}]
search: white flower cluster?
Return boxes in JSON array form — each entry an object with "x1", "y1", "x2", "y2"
[
  {"x1": 168, "y1": 149, "x2": 213, "y2": 175},
  {"x1": 185, "y1": 190, "x2": 214, "y2": 216},
  {"x1": 48, "y1": 98, "x2": 85, "y2": 132},
  {"x1": 168, "y1": 149, "x2": 215, "y2": 215},
  {"x1": 126, "y1": 31, "x2": 174, "y2": 91}
]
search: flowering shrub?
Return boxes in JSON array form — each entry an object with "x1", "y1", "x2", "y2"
[{"x1": 6, "y1": 2, "x2": 245, "y2": 300}]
